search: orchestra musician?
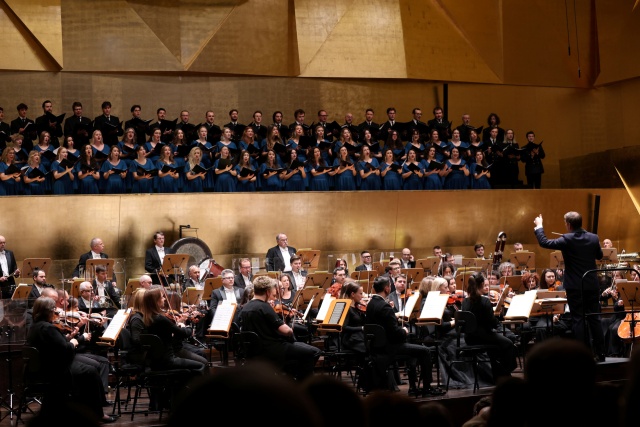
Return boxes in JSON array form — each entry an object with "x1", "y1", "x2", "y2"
[
  {"x1": 72, "y1": 237, "x2": 109, "y2": 279},
  {"x1": 27, "y1": 296, "x2": 117, "y2": 423},
  {"x1": 366, "y1": 276, "x2": 443, "y2": 397},
  {"x1": 27, "y1": 268, "x2": 55, "y2": 308},
  {"x1": 265, "y1": 233, "x2": 297, "y2": 272},
  {"x1": 338, "y1": 281, "x2": 367, "y2": 356},
  {"x1": 240, "y1": 275, "x2": 321, "y2": 380},
  {"x1": 461, "y1": 273, "x2": 517, "y2": 381},
  {"x1": 144, "y1": 231, "x2": 175, "y2": 285}
]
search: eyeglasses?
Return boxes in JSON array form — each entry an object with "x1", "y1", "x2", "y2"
[
  {"x1": 363, "y1": 255, "x2": 371, "y2": 258},
  {"x1": 223, "y1": 276, "x2": 234, "y2": 280}
]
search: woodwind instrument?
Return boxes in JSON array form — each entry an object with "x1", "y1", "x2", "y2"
[{"x1": 492, "y1": 232, "x2": 507, "y2": 271}]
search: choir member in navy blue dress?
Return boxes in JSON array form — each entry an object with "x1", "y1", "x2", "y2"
[
  {"x1": 470, "y1": 150, "x2": 491, "y2": 189},
  {"x1": 75, "y1": 144, "x2": 100, "y2": 194},
  {"x1": 306, "y1": 146, "x2": 331, "y2": 191},
  {"x1": 423, "y1": 146, "x2": 443, "y2": 190},
  {"x1": 361, "y1": 128, "x2": 382, "y2": 161},
  {"x1": 442, "y1": 146, "x2": 469, "y2": 189},
  {"x1": 357, "y1": 144, "x2": 381, "y2": 190},
  {"x1": 214, "y1": 145, "x2": 237, "y2": 192},
  {"x1": 405, "y1": 129, "x2": 426, "y2": 162},
  {"x1": 90, "y1": 130, "x2": 110, "y2": 170},
  {"x1": 191, "y1": 127, "x2": 214, "y2": 191},
  {"x1": 170, "y1": 128, "x2": 189, "y2": 167},
  {"x1": 282, "y1": 148, "x2": 306, "y2": 191},
  {"x1": 260, "y1": 125, "x2": 285, "y2": 166},
  {"x1": 429, "y1": 129, "x2": 451, "y2": 163},
  {"x1": 401, "y1": 148, "x2": 424, "y2": 190},
  {"x1": 145, "y1": 128, "x2": 164, "y2": 164},
  {"x1": 129, "y1": 145, "x2": 155, "y2": 194},
  {"x1": 183, "y1": 146, "x2": 207, "y2": 193},
  {"x1": 214, "y1": 127, "x2": 238, "y2": 163},
  {"x1": 118, "y1": 127, "x2": 138, "y2": 169},
  {"x1": 384, "y1": 129, "x2": 405, "y2": 163},
  {"x1": 0, "y1": 147, "x2": 22, "y2": 196},
  {"x1": 155, "y1": 144, "x2": 180, "y2": 193},
  {"x1": 23, "y1": 150, "x2": 47, "y2": 195},
  {"x1": 235, "y1": 149, "x2": 257, "y2": 192},
  {"x1": 330, "y1": 145, "x2": 356, "y2": 191},
  {"x1": 260, "y1": 149, "x2": 284, "y2": 191},
  {"x1": 311, "y1": 125, "x2": 332, "y2": 165},
  {"x1": 449, "y1": 129, "x2": 470, "y2": 164},
  {"x1": 379, "y1": 148, "x2": 402, "y2": 190},
  {"x1": 51, "y1": 147, "x2": 75, "y2": 195},
  {"x1": 287, "y1": 124, "x2": 307, "y2": 164},
  {"x1": 62, "y1": 135, "x2": 80, "y2": 166},
  {"x1": 11, "y1": 134, "x2": 29, "y2": 168},
  {"x1": 33, "y1": 131, "x2": 56, "y2": 171},
  {"x1": 100, "y1": 145, "x2": 128, "y2": 194},
  {"x1": 237, "y1": 127, "x2": 260, "y2": 163},
  {"x1": 334, "y1": 128, "x2": 359, "y2": 163},
  {"x1": 467, "y1": 129, "x2": 485, "y2": 165}
]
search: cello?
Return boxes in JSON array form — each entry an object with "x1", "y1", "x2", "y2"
[{"x1": 617, "y1": 312, "x2": 640, "y2": 343}]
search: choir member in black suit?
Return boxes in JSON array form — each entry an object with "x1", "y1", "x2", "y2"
[
  {"x1": 404, "y1": 107, "x2": 429, "y2": 142},
  {"x1": 144, "y1": 231, "x2": 175, "y2": 284},
  {"x1": 64, "y1": 101, "x2": 93, "y2": 147},
  {"x1": 426, "y1": 106, "x2": 452, "y2": 142},
  {"x1": 272, "y1": 110, "x2": 290, "y2": 140},
  {"x1": 0, "y1": 107, "x2": 11, "y2": 148},
  {"x1": 482, "y1": 112, "x2": 505, "y2": 143},
  {"x1": 93, "y1": 101, "x2": 123, "y2": 147},
  {"x1": 522, "y1": 130, "x2": 545, "y2": 189},
  {"x1": 124, "y1": 104, "x2": 150, "y2": 145},
  {"x1": 35, "y1": 100, "x2": 64, "y2": 149},
  {"x1": 455, "y1": 113, "x2": 481, "y2": 143},
  {"x1": 148, "y1": 107, "x2": 175, "y2": 144},
  {"x1": 341, "y1": 113, "x2": 360, "y2": 143},
  {"x1": 72, "y1": 237, "x2": 109, "y2": 279},
  {"x1": 224, "y1": 108, "x2": 246, "y2": 143},
  {"x1": 0, "y1": 235, "x2": 21, "y2": 299},
  {"x1": 378, "y1": 107, "x2": 403, "y2": 143},
  {"x1": 288, "y1": 109, "x2": 310, "y2": 137},
  {"x1": 10, "y1": 103, "x2": 38, "y2": 150},
  {"x1": 249, "y1": 110, "x2": 267, "y2": 142},
  {"x1": 203, "y1": 110, "x2": 222, "y2": 143},
  {"x1": 358, "y1": 108, "x2": 380, "y2": 141}
]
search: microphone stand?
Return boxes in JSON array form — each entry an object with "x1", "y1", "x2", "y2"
[{"x1": 0, "y1": 326, "x2": 18, "y2": 423}]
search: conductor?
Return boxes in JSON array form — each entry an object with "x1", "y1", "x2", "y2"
[{"x1": 533, "y1": 211, "x2": 606, "y2": 362}]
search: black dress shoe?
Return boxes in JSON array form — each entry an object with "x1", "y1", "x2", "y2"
[
  {"x1": 422, "y1": 387, "x2": 446, "y2": 397},
  {"x1": 101, "y1": 415, "x2": 118, "y2": 423},
  {"x1": 407, "y1": 388, "x2": 421, "y2": 397}
]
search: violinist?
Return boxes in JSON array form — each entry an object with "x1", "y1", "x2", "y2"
[
  {"x1": 240, "y1": 276, "x2": 321, "y2": 380},
  {"x1": 198, "y1": 269, "x2": 244, "y2": 341},
  {"x1": 338, "y1": 281, "x2": 367, "y2": 356},
  {"x1": 165, "y1": 290, "x2": 208, "y2": 365},
  {"x1": 273, "y1": 274, "x2": 308, "y2": 340},
  {"x1": 91, "y1": 265, "x2": 121, "y2": 316},
  {"x1": 27, "y1": 296, "x2": 117, "y2": 423},
  {"x1": 125, "y1": 288, "x2": 147, "y2": 366},
  {"x1": 388, "y1": 274, "x2": 409, "y2": 314},
  {"x1": 600, "y1": 271, "x2": 626, "y2": 357}
]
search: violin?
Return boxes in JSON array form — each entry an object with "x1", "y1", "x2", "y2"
[{"x1": 274, "y1": 303, "x2": 302, "y2": 319}]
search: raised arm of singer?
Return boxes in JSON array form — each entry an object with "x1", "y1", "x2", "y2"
[{"x1": 533, "y1": 211, "x2": 606, "y2": 361}]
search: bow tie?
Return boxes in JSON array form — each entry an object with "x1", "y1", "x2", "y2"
[{"x1": 0, "y1": 251, "x2": 5, "y2": 255}]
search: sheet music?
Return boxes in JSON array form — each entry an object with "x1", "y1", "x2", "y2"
[
  {"x1": 327, "y1": 301, "x2": 347, "y2": 324},
  {"x1": 397, "y1": 292, "x2": 421, "y2": 319},
  {"x1": 315, "y1": 294, "x2": 335, "y2": 322},
  {"x1": 101, "y1": 308, "x2": 130, "y2": 341},
  {"x1": 302, "y1": 294, "x2": 316, "y2": 321},
  {"x1": 418, "y1": 291, "x2": 448, "y2": 321},
  {"x1": 504, "y1": 290, "x2": 538, "y2": 320},
  {"x1": 209, "y1": 302, "x2": 236, "y2": 332}
]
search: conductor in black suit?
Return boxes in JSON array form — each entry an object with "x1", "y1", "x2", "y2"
[
  {"x1": 72, "y1": 237, "x2": 109, "y2": 279},
  {"x1": 265, "y1": 233, "x2": 297, "y2": 272},
  {"x1": 144, "y1": 231, "x2": 175, "y2": 284},
  {"x1": 0, "y1": 235, "x2": 21, "y2": 299},
  {"x1": 534, "y1": 211, "x2": 606, "y2": 361}
]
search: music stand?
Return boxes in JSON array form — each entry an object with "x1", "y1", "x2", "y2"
[
  {"x1": 202, "y1": 277, "x2": 222, "y2": 300},
  {"x1": 600, "y1": 248, "x2": 618, "y2": 265},
  {"x1": 162, "y1": 254, "x2": 189, "y2": 277},
  {"x1": 123, "y1": 279, "x2": 140, "y2": 296},
  {"x1": 511, "y1": 251, "x2": 535, "y2": 272},
  {"x1": 22, "y1": 258, "x2": 52, "y2": 277},
  {"x1": 372, "y1": 262, "x2": 387, "y2": 276},
  {"x1": 501, "y1": 275, "x2": 524, "y2": 293},
  {"x1": 182, "y1": 287, "x2": 204, "y2": 305},
  {"x1": 297, "y1": 250, "x2": 321, "y2": 271},
  {"x1": 297, "y1": 287, "x2": 324, "y2": 313},
  {"x1": 304, "y1": 272, "x2": 332, "y2": 290},
  {"x1": 351, "y1": 270, "x2": 379, "y2": 294},
  {"x1": 401, "y1": 268, "x2": 424, "y2": 290},
  {"x1": 549, "y1": 251, "x2": 564, "y2": 270},
  {"x1": 473, "y1": 258, "x2": 493, "y2": 272},
  {"x1": 459, "y1": 258, "x2": 476, "y2": 268},
  {"x1": 416, "y1": 257, "x2": 441, "y2": 275},
  {"x1": 70, "y1": 279, "x2": 84, "y2": 298},
  {"x1": 85, "y1": 259, "x2": 115, "y2": 280},
  {"x1": 10, "y1": 285, "x2": 31, "y2": 300}
]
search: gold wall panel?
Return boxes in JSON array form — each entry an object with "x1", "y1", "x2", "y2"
[
  {"x1": 188, "y1": 0, "x2": 294, "y2": 75},
  {"x1": 400, "y1": 0, "x2": 501, "y2": 83},
  {"x1": 61, "y1": 0, "x2": 183, "y2": 72},
  {"x1": 1, "y1": 189, "x2": 638, "y2": 289},
  {"x1": 296, "y1": 0, "x2": 407, "y2": 78},
  {"x1": 126, "y1": 0, "x2": 183, "y2": 61},
  {"x1": 5, "y1": 0, "x2": 63, "y2": 68},
  {"x1": 595, "y1": 0, "x2": 640, "y2": 86}
]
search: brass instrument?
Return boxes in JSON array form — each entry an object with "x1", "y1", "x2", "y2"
[{"x1": 618, "y1": 252, "x2": 640, "y2": 262}]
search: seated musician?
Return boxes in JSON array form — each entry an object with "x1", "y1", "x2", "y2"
[
  {"x1": 366, "y1": 276, "x2": 443, "y2": 397},
  {"x1": 338, "y1": 281, "x2": 367, "y2": 356},
  {"x1": 240, "y1": 275, "x2": 321, "y2": 380},
  {"x1": 165, "y1": 290, "x2": 208, "y2": 365},
  {"x1": 197, "y1": 268, "x2": 244, "y2": 340},
  {"x1": 462, "y1": 273, "x2": 517, "y2": 382},
  {"x1": 91, "y1": 264, "x2": 121, "y2": 318}
]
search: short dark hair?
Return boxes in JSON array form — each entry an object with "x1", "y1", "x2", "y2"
[
  {"x1": 253, "y1": 110, "x2": 262, "y2": 118},
  {"x1": 290, "y1": 255, "x2": 301, "y2": 263},
  {"x1": 17, "y1": 103, "x2": 28, "y2": 111},
  {"x1": 72, "y1": 101, "x2": 82, "y2": 110},
  {"x1": 564, "y1": 211, "x2": 582, "y2": 229},
  {"x1": 95, "y1": 265, "x2": 107, "y2": 274},
  {"x1": 156, "y1": 107, "x2": 166, "y2": 114},
  {"x1": 32, "y1": 267, "x2": 43, "y2": 279},
  {"x1": 386, "y1": 107, "x2": 396, "y2": 114},
  {"x1": 42, "y1": 100, "x2": 52, "y2": 109},
  {"x1": 101, "y1": 101, "x2": 111, "y2": 109},
  {"x1": 229, "y1": 109, "x2": 238, "y2": 116},
  {"x1": 294, "y1": 109, "x2": 305, "y2": 118},
  {"x1": 360, "y1": 250, "x2": 371, "y2": 256},
  {"x1": 373, "y1": 276, "x2": 390, "y2": 293},
  {"x1": 131, "y1": 104, "x2": 141, "y2": 112},
  {"x1": 432, "y1": 106, "x2": 442, "y2": 114},
  {"x1": 153, "y1": 231, "x2": 164, "y2": 240},
  {"x1": 366, "y1": 108, "x2": 374, "y2": 114},
  {"x1": 474, "y1": 244, "x2": 484, "y2": 251},
  {"x1": 526, "y1": 130, "x2": 535, "y2": 138}
]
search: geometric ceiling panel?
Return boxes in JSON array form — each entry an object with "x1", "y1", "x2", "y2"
[
  {"x1": 189, "y1": 0, "x2": 293, "y2": 75},
  {"x1": 5, "y1": 0, "x2": 63, "y2": 68},
  {"x1": 0, "y1": 0, "x2": 61, "y2": 71},
  {"x1": 62, "y1": 0, "x2": 182, "y2": 71},
  {"x1": 594, "y1": 0, "x2": 640, "y2": 86},
  {"x1": 296, "y1": 0, "x2": 407, "y2": 78},
  {"x1": 401, "y1": 0, "x2": 502, "y2": 83},
  {"x1": 127, "y1": 0, "x2": 182, "y2": 61}
]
